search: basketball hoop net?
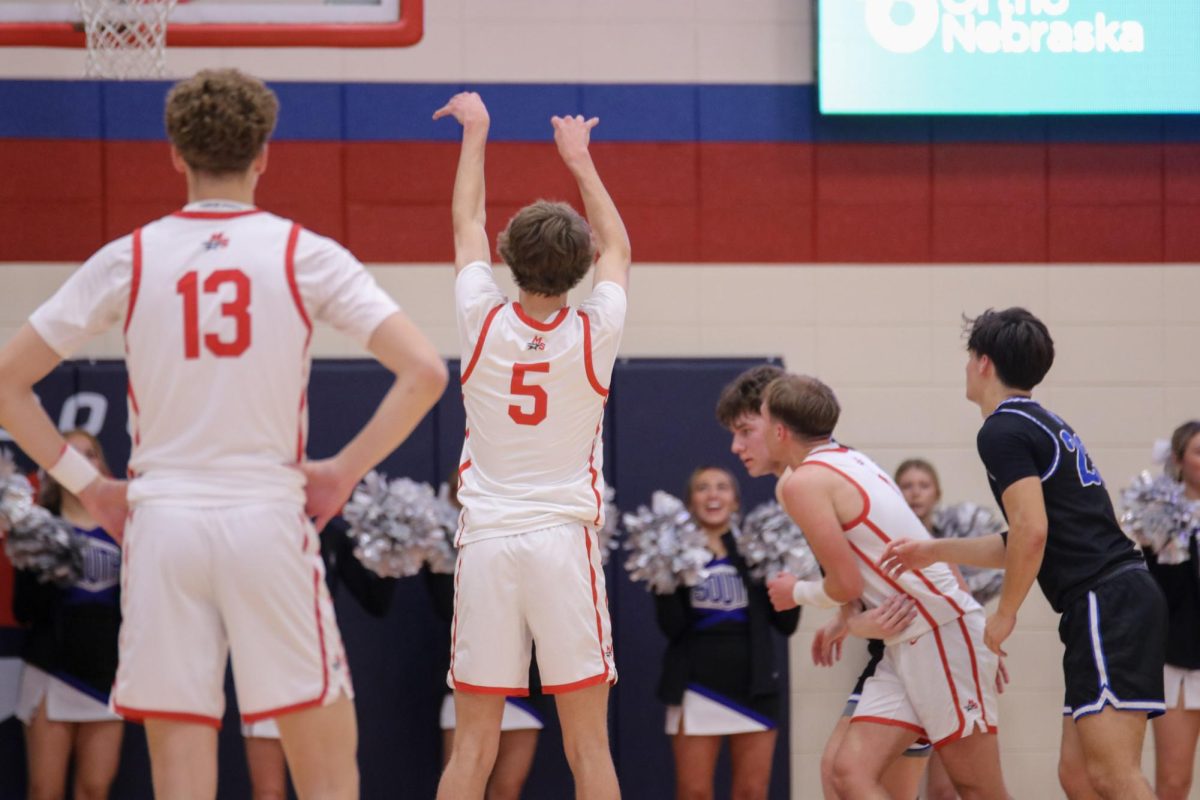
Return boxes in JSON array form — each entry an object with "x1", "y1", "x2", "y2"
[{"x1": 76, "y1": 0, "x2": 177, "y2": 80}]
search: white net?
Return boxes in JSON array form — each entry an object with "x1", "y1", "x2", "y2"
[{"x1": 77, "y1": 0, "x2": 177, "y2": 80}]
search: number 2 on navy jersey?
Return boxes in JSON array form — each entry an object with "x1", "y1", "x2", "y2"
[
  {"x1": 1060, "y1": 430, "x2": 1102, "y2": 487},
  {"x1": 509, "y1": 362, "x2": 549, "y2": 426},
  {"x1": 176, "y1": 269, "x2": 252, "y2": 359}
]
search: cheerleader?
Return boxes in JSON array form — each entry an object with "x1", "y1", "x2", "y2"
[
  {"x1": 1143, "y1": 421, "x2": 1200, "y2": 800},
  {"x1": 654, "y1": 466, "x2": 799, "y2": 800},
  {"x1": 12, "y1": 431, "x2": 123, "y2": 800}
]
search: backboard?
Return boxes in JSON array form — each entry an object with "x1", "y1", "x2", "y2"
[{"x1": 0, "y1": 0, "x2": 422, "y2": 47}]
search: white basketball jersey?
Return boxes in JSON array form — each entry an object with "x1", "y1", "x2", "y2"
[
  {"x1": 454, "y1": 262, "x2": 626, "y2": 545},
  {"x1": 30, "y1": 200, "x2": 399, "y2": 507},
  {"x1": 799, "y1": 443, "x2": 980, "y2": 644}
]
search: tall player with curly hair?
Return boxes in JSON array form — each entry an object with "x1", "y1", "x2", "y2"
[{"x1": 0, "y1": 69, "x2": 447, "y2": 800}]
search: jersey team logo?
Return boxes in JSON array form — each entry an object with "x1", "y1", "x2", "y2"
[
  {"x1": 964, "y1": 698, "x2": 979, "y2": 713},
  {"x1": 527, "y1": 335, "x2": 546, "y2": 351},
  {"x1": 203, "y1": 232, "x2": 230, "y2": 250}
]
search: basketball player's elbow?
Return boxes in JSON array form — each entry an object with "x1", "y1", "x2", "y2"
[
  {"x1": 827, "y1": 569, "x2": 863, "y2": 604},
  {"x1": 408, "y1": 354, "x2": 449, "y2": 404}
]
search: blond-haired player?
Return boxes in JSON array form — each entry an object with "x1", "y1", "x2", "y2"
[
  {"x1": 760, "y1": 374, "x2": 1009, "y2": 800},
  {"x1": 0, "y1": 69, "x2": 447, "y2": 800},
  {"x1": 433, "y1": 91, "x2": 630, "y2": 800}
]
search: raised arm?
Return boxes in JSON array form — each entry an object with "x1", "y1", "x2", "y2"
[
  {"x1": 551, "y1": 115, "x2": 631, "y2": 291},
  {"x1": 434, "y1": 92, "x2": 491, "y2": 272}
]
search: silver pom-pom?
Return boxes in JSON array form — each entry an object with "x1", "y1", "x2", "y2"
[
  {"x1": 424, "y1": 482, "x2": 461, "y2": 576},
  {"x1": 739, "y1": 501, "x2": 820, "y2": 583},
  {"x1": 622, "y1": 491, "x2": 710, "y2": 594},
  {"x1": 1120, "y1": 471, "x2": 1200, "y2": 565},
  {"x1": 1, "y1": 450, "x2": 84, "y2": 587},
  {"x1": 594, "y1": 486, "x2": 620, "y2": 566},
  {"x1": 343, "y1": 472, "x2": 448, "y2": 579},
  {"x1": 0, "y1": 449, "x2": 36, "y2": 530},
  {"x1": 933, "y1": 502, "x2": 1007, "y2": 605}
]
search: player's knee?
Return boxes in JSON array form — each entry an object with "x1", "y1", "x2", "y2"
[
  {"x1": 819, "y1": 744, "x2": 838, "y2": 786},
  {"x1": 483, "y1": 778, "x2": 524, "y2": 800},
  {"x1": 27, "y1": 779, "x2": 65, "y2": 800},
  {"x1": 74, "y1": 780, "x2": 117, "y2": 800},
  {"x1": 674, "y1": 782, "x2": 712, "y2": 800},
  {"x1": 730, "y1": 777, "x2": 770, "y2": 800},
  {"x1": 1156, "y1": 774, "x2": 1193, "y2": 800},
  {"x1": 1084, "y1": 760, "x2": 1142, "y2": 800},
  {"x1": 249, "y1": 786, "x2": 287, "y2": 800},
  {"x1": 831, "y1": 752, "x2": 868, "y2": 796}
]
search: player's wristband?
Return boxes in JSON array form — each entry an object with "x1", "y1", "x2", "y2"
[
  {"x1": 48, "y1": 444, "x2": 100, "y2": 496},
  {"x1": 792, "y1": 579, "x2": 840, "y2": 609}
]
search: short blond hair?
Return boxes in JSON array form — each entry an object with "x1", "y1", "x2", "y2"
[{"x1": 763, "y1": 374, "x2": 840, "y2": 440}]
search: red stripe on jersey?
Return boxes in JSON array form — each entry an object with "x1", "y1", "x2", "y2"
[
  {"x1": 448, "y1": 544, "x2": 464, "y2": 685},
  {"x1": 848, "y1": 539, "x2": 940, "y2": 631},
  {"x1": 587, "y1": 418, "x2": 603, "y2": 526},
  {"x1": 513, "y1": 303, "x2": 569, "y2": 332},
  {"x1": 452, "y1": 681, "x2": 531, "y2": 697},
  {"x1": 542, "y1": 671, "x2": 611, "y2": 695},
  {"x1": 114, "y1": 705, "x2": 223, "y2": 729},
  {"x1": 295, "y1": 391, "x2": 308, "y2": 462},
  {"x1": 957, "y1": 615, "x2": 991, "y2": 728},
  {"x1": 583, "y1": 527, "x2": 611, "y2": 685},
  {"x1": 460, "y1": 303, "x2": 505, "y2": 385},
  {"x1": 126, "y1": 383, "x2": 141, "y2": 447},
  {"x1": 849, "y1": 716, "x2": 927, "y2": 736},
  {"x1": 578, "y1": 310, "x2": 609, "y2": 397},
  {"x1": 124, "y1": 227, "x2": 143, "y2": 335},
  {"x1": 171, "y1": 209, "x2": 262, "y2": 220},
  {"x1": 929, "y1": 623, "x2": 967, "y2": 743},
  {"x1": 934, "y1": 725, "x2": 998, "y2": 751},
  {"x1": 285, "y1": 225, "x2": 313, "y2": 463},
  {"x1": 245, "y1": 519, "x2": 333, "y2": 723},
  {"x1": 803, "y1": 456, "x2": 969, "y2": 618},
  {"x1": 795, "y1": 459, "x2": 870, "y2": 531},
  {"x1": 284, "y1": 223, "x2": 312, "y2": 333}
]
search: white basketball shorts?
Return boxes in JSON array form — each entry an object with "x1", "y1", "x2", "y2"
[
  {"x1": 449, "y1": 523, "x2": 616, "y2": 695},
  {"x1": 111, "y1": 502, "x2": 353, "y2": 727},
  {"x1": 853, "y1": 610, "x2": 998, "y2": 749}
]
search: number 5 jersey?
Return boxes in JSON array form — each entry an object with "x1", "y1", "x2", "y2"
[
  {"x1": 28, "y1": 201, "x2": 399, "y2": 507},
  {"x1": 454, "y1": 260, "x2": 626, "y2": 546}
]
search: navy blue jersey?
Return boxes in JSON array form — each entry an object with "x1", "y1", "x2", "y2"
[
  {"x1": 977, "y1": 397, "x2": 1142, "y2": 612},
  {"x1": 688, "y1": 557, "x2": 749, "y2": 632}
]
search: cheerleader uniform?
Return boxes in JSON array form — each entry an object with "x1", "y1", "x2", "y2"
[
  {"x1": 656, "y1": 531, "x2": 799, "y2": 735},
  {"x1": 14, "y1": 526, "x2": 121, "y2": 723},
  {"x1": 1145, "y1": 533, "x2": 1200, "y2": 710}
]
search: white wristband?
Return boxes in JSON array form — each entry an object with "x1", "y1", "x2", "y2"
[
  {"x1": 48, "y1": 444, "x2": 100, "y2": 495},
  {"x1": 792, "y1": 579, "x2": 840, "y2": 609}
]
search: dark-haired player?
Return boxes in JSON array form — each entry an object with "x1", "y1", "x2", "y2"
[
  {"x1": 433, "y1": 92, "x2": 630, "y2": 800},
  {"x1": 883, "y1": 307, "x2": 1166, "y2": 800}
]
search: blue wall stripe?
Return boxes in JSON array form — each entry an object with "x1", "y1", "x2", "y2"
[
  {"x1": 0, "y1": 81, "x2": 101, "y2": 138},
  {"x1": 4, "y1": 80, "x2": 1200, "y2": 144}
]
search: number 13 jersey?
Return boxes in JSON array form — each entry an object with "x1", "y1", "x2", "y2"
[
  {"x1": 29, "y1": 202, "x2": 399, "y2": 507},
  {"x1": 454, "y1": 261, "x2": 626, "y2": 545}
]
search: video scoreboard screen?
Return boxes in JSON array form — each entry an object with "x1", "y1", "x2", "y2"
[{"x1": 818, "y1": 0, "x2": 1200, "y2": 113}]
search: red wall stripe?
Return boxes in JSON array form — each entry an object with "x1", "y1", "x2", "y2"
[{"x1": 0, "y1": 139, "x2": 1196, "y2": 264}]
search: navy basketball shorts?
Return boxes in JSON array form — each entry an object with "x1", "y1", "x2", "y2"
[{"x1": 1059, "y1": 566, "x2": 1167, "y2": 720}]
